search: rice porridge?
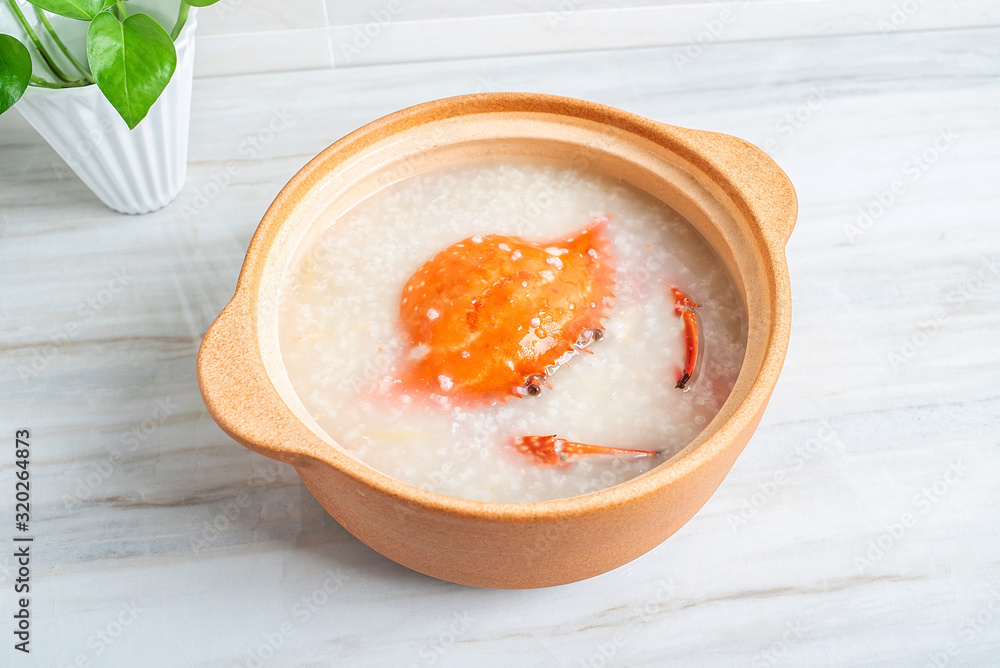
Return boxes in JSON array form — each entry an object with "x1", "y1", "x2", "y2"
[{"x1": 278, "y1": 159, "x2": 746, "y2": 502}]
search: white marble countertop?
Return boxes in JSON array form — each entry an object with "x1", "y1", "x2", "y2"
[{"x1": 2, "y1": 21, "x2": 999, "y2": 668}]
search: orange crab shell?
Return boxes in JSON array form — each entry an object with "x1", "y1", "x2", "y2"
[{"x1": 394, "y1": 219, "x2": 616, "y2": 403}]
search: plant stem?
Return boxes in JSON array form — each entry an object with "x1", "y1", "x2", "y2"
[
  {"x1": 5, "y1": 0, "x2": 74, "y2": 83},
  {"x1": 115, "y1": 1, "x2": 127, "y2": 18},
  {"x1": 170, "y1": 1, "x2": 189, "y2": 41},
  {"x1": 30, "y1": 75, "x2": 90, "y2": 88},
  {"x1": 33, "y1": 6, "x2": 94, "y2": 83}
]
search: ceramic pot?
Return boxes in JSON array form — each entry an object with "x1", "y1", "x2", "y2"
[
  {"x1": 198, "y1": 94, "x2": 797, "y2": 589},
  {"x1": 15, "y1": 10, "x2": 197, "y2": 215}
]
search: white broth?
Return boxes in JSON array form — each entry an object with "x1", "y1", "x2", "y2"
[{"x1": 278, "y1": 159, "x2": 746, "y2": 502}]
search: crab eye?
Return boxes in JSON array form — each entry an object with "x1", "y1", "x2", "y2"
[{"x1": 523, "y1": 374, "x2": 545, "y2": 396}]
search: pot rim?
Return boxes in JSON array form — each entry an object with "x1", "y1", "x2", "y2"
[{"x1": 201, "y1": 92, "x2": 795, "y2": 522}]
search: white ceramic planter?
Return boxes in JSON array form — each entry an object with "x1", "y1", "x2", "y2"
[{"x1": 16, "y1": 10, "x2": 198, "y2": 215}]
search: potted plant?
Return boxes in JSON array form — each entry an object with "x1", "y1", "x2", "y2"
[{"x1": 0, "y1": 0, "x2": 219, "y2": 214}]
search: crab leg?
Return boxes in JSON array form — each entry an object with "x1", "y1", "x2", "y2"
[
  {"x1": 671, "y1": 287, "x2": 701, "y2": 390},
  {"x1": 514, "y1": 435, "x2": 658, "y2": 466}
]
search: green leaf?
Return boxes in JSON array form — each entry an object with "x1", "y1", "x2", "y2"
[
  {"x1": 184, "y1": 0, "x2": 223, "y2": 6},
  {"x1": 0, "y1": 34, "x2": 32, "y2": 115},
  {"x1": 25, "y1": 0, "x2": 115, "y2": 21},
  {"x1": 87, "y1": 12, "x2": 176, "y2": 130}
]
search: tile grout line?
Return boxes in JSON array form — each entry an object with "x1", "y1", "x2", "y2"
[{"x1": 320, "y1": 0, "x2": 336, "y2": 70}]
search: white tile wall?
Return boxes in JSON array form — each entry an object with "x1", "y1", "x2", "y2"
[
  {"x1": 195, "y1": 27, "x2": 333, "y2": 77},
  {"x1": 197, "y1": 0, "x2": 328, "y2": 36},
  {"x1": 194, "y1": 0, "x2": 1000, "y2": 77},
  {"x1": 323, "y1": 0, "x2": 705, "y2": 25}
]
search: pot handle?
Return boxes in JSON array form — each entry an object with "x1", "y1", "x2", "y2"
[
  {"x1": 668, "y1": 126, "x2": 798, "y2": 247},
  {"x1": 197, "y1": 296, "x2": 317, "y2": 468}
]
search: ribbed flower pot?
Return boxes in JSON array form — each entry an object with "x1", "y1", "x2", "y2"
[{"x1": 15, "y1": 10, "x2": 197, "y2": 215}]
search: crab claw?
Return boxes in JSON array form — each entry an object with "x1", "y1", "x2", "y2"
[
  {"x1": 671, "y1": 287, "x2": 701, "y2": 390},
  {"x1": 514, "y1": 435, "x2": 659, "y2": 466}
]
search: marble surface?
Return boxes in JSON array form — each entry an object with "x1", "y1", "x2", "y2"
[{"x1": 1, "y1": 21, "x2": 999, "y2": 668}]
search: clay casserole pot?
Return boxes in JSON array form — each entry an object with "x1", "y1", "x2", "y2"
[{"x1": 197, "y1": 93, "x2": 797, "y2": 589}]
